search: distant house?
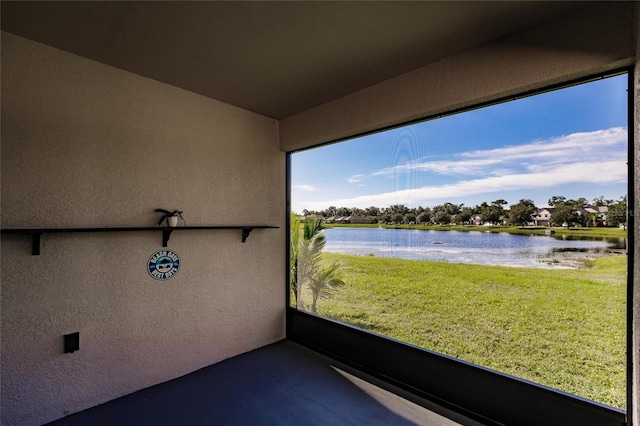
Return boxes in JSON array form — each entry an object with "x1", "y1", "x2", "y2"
[
  {"x1": 532, "y1": 208, "x2": 554, "y2": 227},
  {"x1": 332, "y1": 215, "x2": 373, "y2": 224},
  {"x1": 341, "y1": 215, "x2": 373, "y2": 224},
  {"x1": 470, "y1": 214, "x2": 483, "y2": 225},
  {"x1": 578, "y1": 205, "x2": 608, "y2": 226}
]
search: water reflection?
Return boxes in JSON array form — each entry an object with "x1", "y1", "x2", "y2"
[
  {"x1": 323, "y1": 228, "x2": 626, "y2": 269},
  {"x1": 554, "y1": 234, "x2": 627, "y2": 250}
]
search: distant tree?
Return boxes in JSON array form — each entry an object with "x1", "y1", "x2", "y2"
[
  {"x1": 608, "y1": 196, "x2": 627, "y2": 227},
  {"x1": 351, "y1": 207, "x2": 365, "y2": 217},
  {"x1": 365, "y1": 206, "x2": 380, "y2": 217},
  {"x1": 548, "y1": 195, "x2": 566, "y2": 206},
  {"x1": 561, "y1": 198, "x2": 588, "y2": 226},
  {"x1": 404, "y1": 213, "x2": 417, "y2": 224},
  {"x1": 508, "y1": 199, "x2": 537, "y2": 226},
  {"x1": 482, "y1": 206, "x2": 502, "y2": 223},
  {"x1": 457, "y1": 207, "x2": 473, "y2": 224},
  {"x1": 380, "y1": 214, "x2": 391, "y2": 224},
  {"x1": 442, "y1": 202, "x2": 461, "y2": 215},
  {"x1": 326, "y1": 206, "x2": 338, "y2": 217},
  {"x1": 586, "y1": 211, "x2": 599, "y2": 228},
  {"x1": 592, "y1": 196, "x2": 606, "y2": 207},
  {"x1": 432, "y1": 210, "x2": 451, "y2": 225},
  {"x1": 336, "y1": 207, "x2": 352, "y2": 217},
  {"x1": 573, "y1": 210, "x2": 589, "y2": 227},
  {"x1": 392, "y1": 213, "x2": 405, "y2": 223},
  {"x1": 550, "y1": 204, "x2": 579, "y2": 226},
  {"x1": 417, "y1": 211, "x2": 431, "y2": 224},
  {"x1": 388, "y1": 204, "x2": 410, "y2": 215},
  {"x1": 573, "y1": 198, "x2": 587, "y2": 208}
]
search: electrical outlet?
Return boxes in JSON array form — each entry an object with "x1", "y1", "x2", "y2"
[{"x1": 64, "y1": 332, "x2": 79, "y2": 353}]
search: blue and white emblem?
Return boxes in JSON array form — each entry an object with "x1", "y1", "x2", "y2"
[{"x1": 147, "y1": 249, "x2": 180, "y2": 280}]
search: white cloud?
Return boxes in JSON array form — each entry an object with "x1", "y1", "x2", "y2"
[
  {"x1": 490, "y1": 168, "x2": 515, "y2": 176},
  {"x1": 371, "y1": 127, "x2": 627, "y2": 178},
  {"x1": 462, "y1": 127, "x2": 626, "y2": 162},
  {"x1": 293, "y1": 184, "x2": 317, "y2": 192},
  {"x1": 373, "y1": 158, "x2": 501, "y2": 176},
  {"x1": 347, "y1": 174, "x2": 365, "y2": 184}
]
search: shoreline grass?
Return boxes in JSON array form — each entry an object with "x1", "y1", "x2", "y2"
[{"x1": 299, "y1": 253, "x2": 627, "y2": 409}]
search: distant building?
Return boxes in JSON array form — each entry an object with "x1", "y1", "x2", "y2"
[
  {"x1": 532, "y1": 208, "x2": 554, "y2": 227},
  {"x1": 339, "y1": 215, "x2": 372, "y2": 224},
  {"x1": 578, "y1": 205, "x2": 608, "y2": 226},
  {"x1": 470, "y1": 214, "x2": 482, "y2": 225}
]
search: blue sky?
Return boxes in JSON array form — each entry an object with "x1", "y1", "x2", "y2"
[{"x1": 291, "y1": 74, "x2": 628, "y2": 213}]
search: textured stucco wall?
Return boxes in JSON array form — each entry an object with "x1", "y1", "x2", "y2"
[
  {"x1": 1, "y1": 32, "x2": 285, "y2": 426},
  {"x1": 280, "y1": 2, "x2": 635, "y2": 152}
]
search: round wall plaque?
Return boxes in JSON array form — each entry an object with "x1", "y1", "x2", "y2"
[{"x1": 147, "y1": 249, "x2": 180, "y2": 280}]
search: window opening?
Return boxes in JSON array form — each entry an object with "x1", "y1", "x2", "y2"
[{"x1": 290, "y1": 74, "x2": 629, "y2": 410}]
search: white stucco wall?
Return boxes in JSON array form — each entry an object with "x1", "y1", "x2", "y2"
[{"x1": 1, "y1": 32, "x2": 285, "y2": 426}]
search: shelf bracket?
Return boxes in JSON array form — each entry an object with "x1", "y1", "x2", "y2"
[
  {"x1": 162, "y1": 229, "x2": 173, "y2": 247},
  {"x1": 241, "y1": 228, "x2": 253, "y2": 243},
  {"x1": 32, "y1": 233, "x2": 42, "y2": 256}
]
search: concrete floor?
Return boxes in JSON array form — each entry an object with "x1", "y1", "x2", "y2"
[{"x1": 47, "y1": 340, "x2": 481, "y2": 425}]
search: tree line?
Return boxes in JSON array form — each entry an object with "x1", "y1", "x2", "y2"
[{"x1": 299, "y1": 195, "x2": 628, "y2": 227}]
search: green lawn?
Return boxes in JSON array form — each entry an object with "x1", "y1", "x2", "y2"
[{"x1": 299, "y1": 253, "x2": 627, "y2": 409}]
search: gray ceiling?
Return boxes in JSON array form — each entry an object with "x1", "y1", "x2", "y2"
[{"x1": 1, "y1": 1, "x2": 590, "y2": 119}]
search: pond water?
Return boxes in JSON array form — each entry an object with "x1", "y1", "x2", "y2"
[{"x1": 323, "y1": 227, "x2": 626, "y2": 269}]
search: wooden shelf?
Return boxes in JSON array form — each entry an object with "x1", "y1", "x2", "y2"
[{"x1": 1, "y1": 226, "x2": 279, "y2": 255}]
